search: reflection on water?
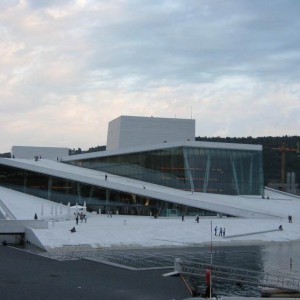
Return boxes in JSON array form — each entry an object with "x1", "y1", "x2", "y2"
[
  {"x1": 27, "y1": 241, "x2": 300, "y2": 297},
  {"x1": 262, "y1": 241, "x2": 300, "y2": 275}
]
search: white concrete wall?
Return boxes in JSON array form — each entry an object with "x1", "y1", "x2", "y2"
[
  {"x1": 25, "y1": 227, "x2": 47, "y2": 251},
  {"x1": 0, "y1": 220, "x2": 48, "y2": 233},
  {"x1": 0, "y1": 220, "x2": 48, "y2": 250},
  {"x1": 107, "y1": 116, "x2": 195, "y2": 150},
  {"x1": 11, "y1": 146, "x2": 69, "y2": 160},
  {"x1": 106, "y1": 116, "x2": 122, "y2": 151}
]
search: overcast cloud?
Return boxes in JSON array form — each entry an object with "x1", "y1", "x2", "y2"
[{"x1": 1, "y1": 0, "x2": 299, "y2": 153}]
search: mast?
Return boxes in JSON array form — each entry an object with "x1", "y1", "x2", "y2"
[{"x1": 210, "y1": 220, "x2": 213, "y2": 298}]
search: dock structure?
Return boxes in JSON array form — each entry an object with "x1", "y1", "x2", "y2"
[{"x1": 173, "y1": 259, "x2": 300, "y2": 293}]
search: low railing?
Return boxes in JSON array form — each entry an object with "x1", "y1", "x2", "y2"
[
  {"x1": 0, "y1": 198, "x2": 16, "y2": 220},
  {"x1": 174, "y1": 259, "x2": 300, "y2": 292}
]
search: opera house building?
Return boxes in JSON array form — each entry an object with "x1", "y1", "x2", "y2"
[{"x1": 0, "y1": 116, "x2": 264, "y2": 218}]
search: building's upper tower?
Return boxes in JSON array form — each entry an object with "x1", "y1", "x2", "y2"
[{"x1": 106, "y1": 116, "x2": 195, "y2": 151}]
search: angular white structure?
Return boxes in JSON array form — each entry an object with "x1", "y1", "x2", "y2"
[
  {"x1": 0, "y1": 115, "x2": 266, "y2": 219},
  {"x1": 106, "y1": 116, "x2": 195, "y2": 150}
]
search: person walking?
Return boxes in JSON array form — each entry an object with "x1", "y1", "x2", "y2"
[
  {"x1": 214, "y1": 226, "x2": 218, "y2": 236},
  {"x1": 205, "y1": 268, "x2": 212, "y2": 298},
  {"x1": 223, "y1": 228, "x2": 226, "y2": 237},
  {"x1": 219, "y1": 227, "x2": 223, "y2": 236}
]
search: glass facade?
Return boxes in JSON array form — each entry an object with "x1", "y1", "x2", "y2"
[
  {"x1": 0, "y1": 143, "x2": 263, "y2": 217},
  {"x1": 66, "y1": 146, "x2": 264, "y2": 196},
  {"x1": 0, "y1": 164, "x2": 215, "y2": 217}
]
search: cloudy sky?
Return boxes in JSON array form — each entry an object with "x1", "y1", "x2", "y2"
[{"x1": 1, "y1": 0, "x2": 299, "y2": 153}]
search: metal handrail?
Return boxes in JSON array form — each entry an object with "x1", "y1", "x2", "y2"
[
  {"x1": 0, "y1": 198, "x2": 16, "y2": 220},
  {"x1": 176, "y1": 260, "x2": 300, "y2": 292}
]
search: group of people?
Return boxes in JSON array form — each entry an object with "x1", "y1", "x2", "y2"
[
  {"x1": 182, "y1": 215, "x2": 227, "y2": 237},
  {"x1": 70, "y1": 212, "x2": 87, "y2": 233},
  {"x1": 214, "y1": 226, "x2": 226, "y2": 237},
  {"x1": 192, "y1": 216, "x2": 225, "y2": 237},
  {"x1": 75, "y1": 212, "x2": 87, "y2": 224}
]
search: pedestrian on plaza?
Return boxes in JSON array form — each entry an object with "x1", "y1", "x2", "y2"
[
  {"x1": 219, "y1": 227, "x2": 223, "y2": 236},
  {"x1": 214, "y1": 226, "x2": 218, "y2": 236},
  {"x1": 34, "y1": 213, "x2": 38, "y2": 220},
  {"x1": 205, "y1": 268, "x2": 212, "y2": 297},
  {"x1": 223, "y1": 228, "x2": 226, "y2": 237},
  {"x1": 76, "y1": 215, "x2": 79, "y2": 225},
  {"x1": 195, "y1": 215, "x2": 199, "y2": 223},
  {"x1": 182, "y1": 214, "x2": 185, "y2": 221}
]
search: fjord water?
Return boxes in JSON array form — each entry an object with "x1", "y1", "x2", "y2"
[
  {"x1": 191, "y1": 241, "x2": 300, "y2": 296},
  {"x1": 37, "y1": 241, "x2": 300, "y2": 297}
]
